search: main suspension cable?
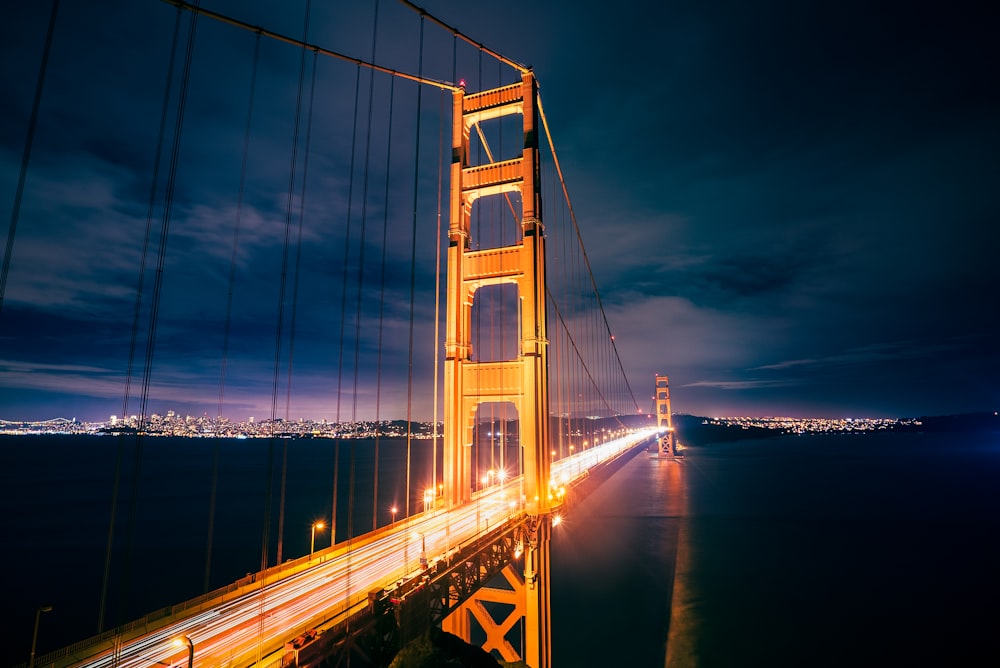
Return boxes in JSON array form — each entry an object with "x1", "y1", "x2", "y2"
[
  {"x1": 537, "y1": 95, "x2": 642, "y2": 414},
  {"x1": 161, "y1": 0, "x2": 461, "y2": 91}
]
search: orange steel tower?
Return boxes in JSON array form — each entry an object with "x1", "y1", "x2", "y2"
[
  {"x1": 442, "y1": 70, "x2": 551, "y2": 513},
  {"x1": 441, "y1": 70, "x2": 554, "y2": 668},
  {"x1": 655, "y1": 374, "x2": 677, "y2": 456}
]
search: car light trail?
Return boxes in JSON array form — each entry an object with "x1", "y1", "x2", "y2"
[{"x1": 67, "y1": 429, "x2": 654, "y2": 667}]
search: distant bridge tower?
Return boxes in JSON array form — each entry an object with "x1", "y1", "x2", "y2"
[
  {"x1": 655, "y1": 374, "x2": 677, "y2": 457},
  {"x1": 441, "y1": 70, "x2": 554, "y2": 668}
]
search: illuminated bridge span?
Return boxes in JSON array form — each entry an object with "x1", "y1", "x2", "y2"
[{"x1": 4, "y1": 2, "x2": 673, "y2": 667}]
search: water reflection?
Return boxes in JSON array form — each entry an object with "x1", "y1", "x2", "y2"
[{"x1": 551, "y1": 449, "x2": 693, "y2": 666}]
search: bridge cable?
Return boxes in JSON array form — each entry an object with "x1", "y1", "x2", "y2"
[
  {"x1": 550, "y1": 149, "x2": 566, "y2": 457},
  {"x1": 122, "y1": 0, "x2": 200, "y2": 635},
  {"x1": 487, "y1": 48, "x2": 495, "y2": 478},
  {"x1": 497, "y1": 55, "x2": 506, "y2": 477},
  {"x1": 98, "y1": 1, "x2": 183, "y2": 635},
  {"x1": 160, "y1": 0, "x2": 460, "y2": 92},
  {"x1": 373, "y1": 76, "x2": 396, "y2": 531},
  {"x1": 405, "y1": 13, "x2": 426, "y2": 525},
  {"x1": 473, "y1": 47, "x2": 482, "y2": 487},
  {"x1": 469, "y1": 118, "x2": 628, "y2": 434},
  {"x1": 431, "y1": 75, "x2": 447, "y2": 505},
  {"x1": 346, "y1": 0, "x2": 384, "y2": 614},
  {"x1": 397, "y1": 0, "x2": 529, "y2": 75},
  {"x1": 441, "y1": 30, "x2": 458, "y2": 552},
  {"x1": 0, "y1": 0, "x2": 59, "y2": 318},
  {"x1": 278, "y1": 21, "x2": 318, "y2": 567},
  {"x1": 204, "y1": 29, "x2": 262, "y2": 594},
  {"x1": 256, "y1": 7, "x2": 312, "y2": 661},
  {"x1": 537, "y1": 95, "x2": 642, "y2": 414},
  {"x1": 332, "y1": 64, "x2": 362, "y2": 551},
  {"x1": 348, "y1": 0, "x2": 382, "y2": 553}
]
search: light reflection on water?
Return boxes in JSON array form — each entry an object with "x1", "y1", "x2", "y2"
[{"x1": 552, "y1": 432, "x2": 1000, "y2": 666}]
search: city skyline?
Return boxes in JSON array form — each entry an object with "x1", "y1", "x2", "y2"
[{"x1": 2, "y1": 0, "x2": 997, "y2": 422}]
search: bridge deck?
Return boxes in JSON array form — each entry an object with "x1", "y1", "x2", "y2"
[{"x1": 30, "y1": 430, "x2": 656, "y2": 668}]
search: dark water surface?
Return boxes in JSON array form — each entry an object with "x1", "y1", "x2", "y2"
[
  {"x1": 1, "y1": 434, "x2": 430, "y2": 667},
  {"x1": 4, "y1": 431, "x2": 1000, "y2": 666},
  {"x1": 553, "y1": 431, "x2": 1000, "y2": 666}
]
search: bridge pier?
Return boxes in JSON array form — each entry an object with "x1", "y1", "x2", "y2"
[{"x1": 440, "y1": 515, "x2": 551, "y2": 668}]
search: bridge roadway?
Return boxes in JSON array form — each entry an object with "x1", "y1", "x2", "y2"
[{"x1": 49, "y1": 429, "x2": 656, "y2": 668}]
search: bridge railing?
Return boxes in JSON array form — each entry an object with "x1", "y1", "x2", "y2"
[
  {"x1": 25, "y1": 511, "x2": 429, "y2": 668},
  {"x1": 26, "y1": 433, "x2": 655, "y2": 668}
]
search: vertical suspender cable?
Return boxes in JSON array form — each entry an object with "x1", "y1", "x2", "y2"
[
  {"x1": 276, "y1": 0, "x2": 314, "y2": 568},
  {"x1": 442, "y1": 30, "x2": 456, "y2": 551},
  {"x1": 99, "y1": 2, "x2": 181, "y2": 634},
  {"x1": 537, "y1": 97, "x2": 642, "y2": 413},
  {"x1": 205, "y1": 30, "x2": 262, "y2": 593},
  {"x1": 261, "y1": 0, "x2": 306, "y2": 607},
  {"x1": 431, "y1": 80, "x2": 446, "y2": 503},
  {"x1": 0, "y1": 0, "x2": 59, "y2": 316},
  {"x1": 405, "y1": 15, "x2": 425, "y2": 520},
  {"x1": 472, "y1": 47, "x2": 482, "y2": 486},
  {"x1": 258, "y1": 1, "x2": 311, "y2": 659},
  {"x1": 490, "y1": 56, "x2": 498, "y2": 475},
  {"x1": 332, "y1": 64, "x2": 361, "y2": 544},
  {"x1": 372, "y1": 77, "x2": 396, "y2": 531},
  {"x1": 347, "y1": 0, "x2": 381, "y2": 612},
  {"x1": 123, "y1": 0, "x2": 200, "y2": 630},
  {"x1": 351, "y1": 0, "x2": 381, "y2": 542}
]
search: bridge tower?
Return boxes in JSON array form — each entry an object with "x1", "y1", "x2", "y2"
[
  {"x1": 655, "y1": 374, "x2": 678, "y2": 457},
  {"x1": 441, "y1": 70, "x2": 554, "y2": 668}
]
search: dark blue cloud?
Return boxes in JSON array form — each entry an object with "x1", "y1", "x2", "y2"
[{"x1": 1, "y1": 0, "x2": 997, "y2": 420}]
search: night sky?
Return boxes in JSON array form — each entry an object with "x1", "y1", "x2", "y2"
[{"x1": 1, "y1": 0, "x2": 997, "y2": 422}]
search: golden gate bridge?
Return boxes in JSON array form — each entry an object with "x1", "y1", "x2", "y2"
[{"x1": 3, "y1": 2, "x2": 678, "y2": 666}]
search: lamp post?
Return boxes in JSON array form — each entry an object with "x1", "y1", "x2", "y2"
[
  {"x1": 390, "y1": 505, "x2": 398, "y2": 527},
  {"x1": 423, "y1": 488, "x2": 434, "y2": 513},
  {"x1": 310, "y1": 521, "x2": 325, "y2": 557},
  {"x1": 173, "y1": 635, "x2": 194, "y2": 668},
  {"x1": 477, "y1": 479, "x2": 484, "y2": 535},
  {"x1": 28, "y1": 605, "x2": 52, "y2": 668},
  {"x1": 413, "y1": 531, "x2": 427, "y2": 570}
]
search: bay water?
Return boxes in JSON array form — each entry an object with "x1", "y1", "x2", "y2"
[
  {"x1": 552, "y1": 430, "x2": 1000, "y2": 666},
  {"x1": 3, "y1": 430, "x2": 999, "y2": 666}
]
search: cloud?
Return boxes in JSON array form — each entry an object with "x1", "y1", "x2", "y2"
[
  {"x1": 682, "y1": 379, "x2": 799, "y2": 390},
  {"x1": 0, "y1": 359, "x2": 112, "y2": 374},
  {"x1": 751, "y1": 338, "x2": 970, "y2": 371}
]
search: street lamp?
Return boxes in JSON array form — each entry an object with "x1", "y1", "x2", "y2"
[
  {"x1": 390, "y1": 505, "x2": 398, "y2": 526},
  {"x1": 423, "y1": 488, "x2": 434, "y2": 512},
  {"x1": 28, "y1": 605, "x2": 52, "y2": 668},
  {"x1": 310, "y1": 521, "x2": 325, "y2": 557},
  {"x1": 412, "y1": 531, "x2": 427, "y2": 570},
  {"x1": 172, "y1": 635, "x2": 194, "y2": 668}
]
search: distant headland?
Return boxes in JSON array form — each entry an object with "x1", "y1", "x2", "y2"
[{"x1": 673, "y1": 411, "x2": 999, "y2": 446}]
